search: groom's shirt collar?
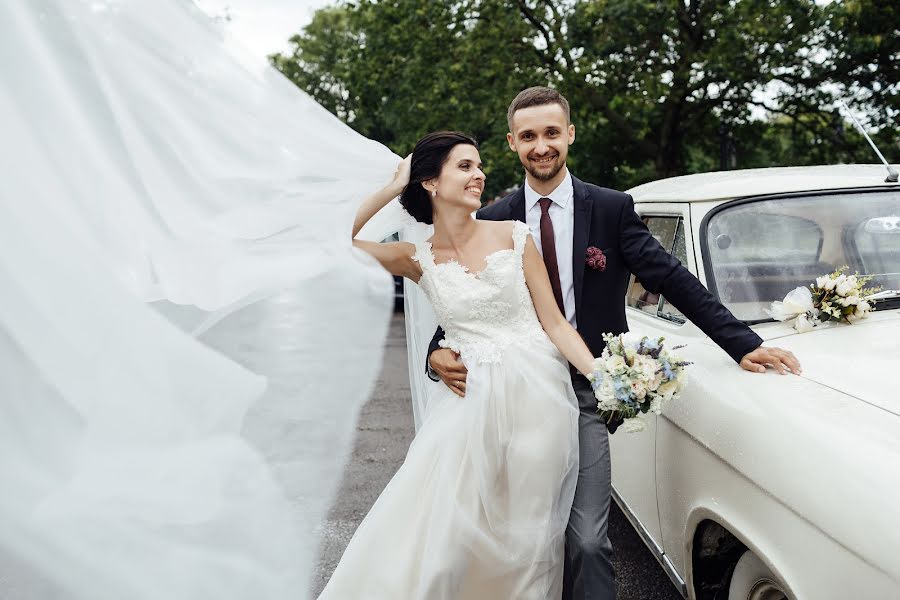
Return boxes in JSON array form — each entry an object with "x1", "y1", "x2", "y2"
[{"x1": 524, "y1": 168, "x2": 573, "y2": 211}]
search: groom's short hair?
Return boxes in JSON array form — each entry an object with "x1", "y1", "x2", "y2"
[{"x1": 507, "y1": 87, "x2": 570, "y2": 130}]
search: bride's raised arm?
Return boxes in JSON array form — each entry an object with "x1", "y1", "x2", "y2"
[
  {"x1": 521, "y1": 235, "x2": 595, "y2": 376},
  {"x1": 352, "y1": 155, "x2": 421, "y2": 281}
]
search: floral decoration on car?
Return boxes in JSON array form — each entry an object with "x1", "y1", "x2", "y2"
[
  {"x1": 767, "y1": 267, "x2": 880, "y2": 333},
  {"x1": 586, "y1": 246, "x2": 607, "y2": 271},
  {"x1": 588, "y1": 333, "x2": 690, "y2": 433}
]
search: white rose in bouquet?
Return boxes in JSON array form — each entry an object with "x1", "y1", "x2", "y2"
[
  {"x1": 641, "y1": 354, "x2": 658, "y2": 376},
  {"x1": 657, "y1": 380, "x2": 678, "y2": 402},
  {"x1": 630, "y1": 381, "x2": 647, "y2": 400},
  {"x1": 647, "y1": 372, "x2": 663, "y2": 392},
  {"x1": 606, "y1": 354, "x2": 627, "y2": 374},
  {"x1": 836, "y1": 280, "x2": 854, "y2": 296}
]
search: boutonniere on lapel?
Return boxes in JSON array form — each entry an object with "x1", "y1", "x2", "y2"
[{"x1": 586, "y1": 246, "x2": 607, "y2": 271}]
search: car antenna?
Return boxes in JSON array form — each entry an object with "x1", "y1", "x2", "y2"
[{"x1": 837, "y1": 99, "x2": 898, "y2": 183}]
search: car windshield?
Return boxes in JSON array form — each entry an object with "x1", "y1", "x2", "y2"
[{"x1": 704, "y1": 189, "x2": 900, "y2": 322}]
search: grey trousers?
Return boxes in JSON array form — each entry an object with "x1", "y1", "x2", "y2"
[{"x1": 563, "y1": 375, "x2": 616, "y2": 600}]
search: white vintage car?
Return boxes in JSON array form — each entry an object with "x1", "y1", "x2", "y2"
[{"x1": 614, "y1": 164, "x2": 900, "y2": 600}]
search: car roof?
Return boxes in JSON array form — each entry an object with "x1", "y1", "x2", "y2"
[{"x1": 626, "y1": 164, "x2": 899, "y2": 203}]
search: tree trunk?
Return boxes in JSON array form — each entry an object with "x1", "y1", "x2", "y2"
[{"x1": 655, "y1": 93, "x2": 686, "y2": 179}]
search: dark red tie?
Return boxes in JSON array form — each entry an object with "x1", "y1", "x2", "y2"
[{"x1": 538, "y1": 198, "x2": 565, "y2": 315}]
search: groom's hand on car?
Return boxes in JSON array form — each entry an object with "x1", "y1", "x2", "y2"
[
  {"x1": 430, "y1": 348, "x2": 468, "y2": 397},
  {"x1": 740, "y1": 346, "x2": 802, "y2": 375}
]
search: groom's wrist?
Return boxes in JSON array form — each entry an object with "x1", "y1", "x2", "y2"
[{"x1": 425, "y1": 355, "x2": 440, "y2": 382}]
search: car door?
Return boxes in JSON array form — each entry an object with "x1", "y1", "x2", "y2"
[{"x1": 610, "y1": 204, "x2": 692, "y2": 564}]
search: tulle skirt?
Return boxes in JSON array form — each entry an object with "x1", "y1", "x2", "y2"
[{"x1": 318, "y1": 344, "x2": 579, "y2": 600}]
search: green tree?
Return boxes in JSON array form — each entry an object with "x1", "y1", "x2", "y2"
[
  {"x1": 827, "y1": 0, "x2": 899, "y2": 127},
  {"x1": 820, "y1": 0, "x2": 899, "y2": 167},
  {"x1": 272, "y1": 1, "x2": 546, "y2": 197},
  {"x1": 271, "y1": 0, "x2": 898, "y2": 193}
]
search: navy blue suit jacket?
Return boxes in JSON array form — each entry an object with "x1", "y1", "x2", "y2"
[{"x1": 427, "y1": 175, "x2": 762, "y2": 369}]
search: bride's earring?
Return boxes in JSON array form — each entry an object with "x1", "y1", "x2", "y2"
[{"x1": 431, "y1": 190, "x2": 437, "y2": 198}]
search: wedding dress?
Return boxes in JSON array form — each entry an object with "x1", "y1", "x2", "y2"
[{"x1": 319, "y1": 221, "x2": 580, "y2": 600}]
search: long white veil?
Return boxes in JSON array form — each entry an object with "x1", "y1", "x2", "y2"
[
  {"x1": 358, "y1": 205, "x2": 440, "y2": 431},
  {"x1": 0, "y1": 0, "x2": 414, "y2": 597}
]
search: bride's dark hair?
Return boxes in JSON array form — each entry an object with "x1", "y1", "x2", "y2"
[{"x1": 400, "y1": 131, "x2": 479, "y2": 224}]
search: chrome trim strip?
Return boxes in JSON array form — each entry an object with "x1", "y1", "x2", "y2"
[{"x1": 612, "y1": 486, "x2": 689, "y2": 598}]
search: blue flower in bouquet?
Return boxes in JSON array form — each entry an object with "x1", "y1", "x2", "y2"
[
  {"x1": 642, "y1": 336, "x2": 666, "y2": 358},
  {"x1": 590, "y1": 369, "x2": 605, "y2": 393},
  {"x1": 660, "y1": 359, "x2": 675, "y2": 381}
]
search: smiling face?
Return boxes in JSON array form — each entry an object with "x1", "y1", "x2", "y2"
[
  {"x1": 507, "y1": 103, "x2": 575, "y2": 188},
  {"x1": 423, "y1": 144, "x2": 485, "y2": 216}
]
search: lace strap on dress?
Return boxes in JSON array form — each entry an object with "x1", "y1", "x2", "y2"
[
  {"x1": 512, "y1": 221, "x2": 531, "y2": 256},
  {"x1": 411, "y1": 241, "x2": 436, "y2": 270}
]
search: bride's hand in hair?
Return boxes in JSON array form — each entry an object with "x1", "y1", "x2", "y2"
[
  {"x1": 353, "y1": 154, "x2": 412, "y2": 239},
  {"x1": 389, "y1": 154, "x2": 412, "y2": 194}
]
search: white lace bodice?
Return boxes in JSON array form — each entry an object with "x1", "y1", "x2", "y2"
[{"x1": 413, "y1": 221, "x2": 558, "y2": 364}]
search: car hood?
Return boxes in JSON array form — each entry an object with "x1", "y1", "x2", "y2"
[
  {"x1": 661, "y1": 310, "x2": 900, "y2": 581},
  {"x1": 756, "y1": 310, "x2": 900, "y2": 417}
]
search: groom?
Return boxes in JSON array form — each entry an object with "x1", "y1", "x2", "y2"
[{"x1": 427, "y1": 87, "x2": 801, "y2": 599}]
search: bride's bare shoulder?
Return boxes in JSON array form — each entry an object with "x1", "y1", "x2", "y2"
[{"x1": 478, "y1": 219, "x2": 518, "y2": 244}]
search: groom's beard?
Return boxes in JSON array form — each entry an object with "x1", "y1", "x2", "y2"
[{"x1": 524, "y1": 154, "x2": 565, "y2": 182}]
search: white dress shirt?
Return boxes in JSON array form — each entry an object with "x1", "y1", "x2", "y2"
[{"x1": 524, "y1": 170, "x2": 577, "y2": 328}]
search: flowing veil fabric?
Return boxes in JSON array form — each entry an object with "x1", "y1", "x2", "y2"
[
  {"x1": 361, "y1": 210, "x2": 453, "y2": 432},
  {"x1": 400, "y1": 262, "x2": 441, "y2": 430},
  {"x1": 0, "y1": 0, "x2": 416, "y2": 598},
  {"x1": 355, "y1": 193, "x2": 441, "y2": 432}
]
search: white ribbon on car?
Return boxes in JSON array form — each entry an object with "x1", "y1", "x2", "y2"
[{"x1": 767, "y1": 286, "x2": 820, "y2": 333}]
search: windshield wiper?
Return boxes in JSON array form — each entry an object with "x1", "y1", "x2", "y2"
[{"x1": 867, "y1": 289, "x2": 900, "y2": 309}]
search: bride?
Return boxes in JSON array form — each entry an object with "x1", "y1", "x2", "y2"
[{"x1": 318, "y1": 131, "x2": 597, "y2": 599}]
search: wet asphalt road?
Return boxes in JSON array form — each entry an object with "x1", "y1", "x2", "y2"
[{"x1": 312, "y1": 314, "x2": 683, "y2": 599}]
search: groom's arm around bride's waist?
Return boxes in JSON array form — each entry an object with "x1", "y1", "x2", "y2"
[{"x1": 426, "y1": 326, "x2": 445, "y2": 381}]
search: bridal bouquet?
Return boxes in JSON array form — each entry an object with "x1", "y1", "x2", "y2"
[
  {"x1": 768, "y1": 266, "x2": 879, "y2": 333},
  {"x1": 588, "y1": 333, "x2": 689, "y2": 433}
]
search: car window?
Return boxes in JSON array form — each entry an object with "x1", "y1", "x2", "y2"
[
  {"x1": 707, "y1": 212, "x2": 822, "y2": 265},
  {"x1": 626, "y1": 216, "x2": 683, "y2": 322},
  {"x1": 853, "y1": 216, "x2": 900, "y2": 277},
  {"x1": 703, "y1": 190, "x2": 900, "y2": 321},
  {"x1": 658, "y1": 219, "x2": 687, "y2": 322}
]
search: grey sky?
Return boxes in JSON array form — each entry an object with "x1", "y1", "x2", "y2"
[{"x1": 194, "y1": 0, "x2": 333, "y2": 57}]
